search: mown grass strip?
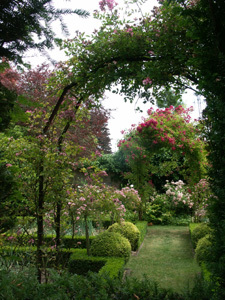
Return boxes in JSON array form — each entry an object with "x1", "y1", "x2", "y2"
[{"x1": 125, "y1": 225, "x2": 201, "y2": 293}]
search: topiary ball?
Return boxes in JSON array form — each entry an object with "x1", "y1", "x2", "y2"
[
  {"x1": 107, "y1": 221, "x2": 140, "y2": 251},
  {"x1": 90, "y1": 231, "x2": 131, "y2": 261},
  {"x1": 195, "y1": 234, "x2": 212, "y2": 264},
  {"x1": 191, "y1": 223, "x2": 212, "y2": 248}
]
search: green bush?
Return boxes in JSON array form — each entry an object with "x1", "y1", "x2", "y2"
[
  {"x1": 90, "y1": 231, "x2": 131, "y2": 260},
  {"x1": 135, "y1": 221, "x2": 148, "y2": 248},
  {"x1": 0, "y1": 216, "x2": 17, "y2": 233},
  {"x1": 107, "y1": 221, "x2": 140, "y2": 251},
  {"x1": 2, "y1": 233, "x2": 96, "y2": 249},
  {"x1": 191, "y1": 223, "x2": 212, "y2": 248},
  {"x1": 170, "y1": 215, "x2": 192, "y2": 226},
  {"x1": 99, "y1": 257, "x2": 125, "y2": 278},
  {"x1": 68, "y1": 249, "x2": 125, "y2": 278},
  {"x1": 143, "y1": 203, "x2": 173, "y2": 225},
  {"x1": 0, "y1": 268, "x2": 215, "y2": 300},
  {"x1": 0, "y1": 246, "x2": 73, "y2": 269},
  {"x1": 68, "y1": 257, "x2": 105, "y2": 275},
  {"x1": 195, "y1": 234, "x2": 212, "y2": 264}
]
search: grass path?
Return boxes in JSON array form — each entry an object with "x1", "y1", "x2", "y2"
[{"x1": 125, "y1": 225, "x2": 201, "y2": 293}]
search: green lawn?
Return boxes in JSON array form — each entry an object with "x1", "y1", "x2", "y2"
[{"x1": 125, "y1": 225, "x2": 201, "y2": 293}]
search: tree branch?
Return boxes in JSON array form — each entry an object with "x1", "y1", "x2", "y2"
[{"x1": 43, "y1": 81, "x2": 77, "y2": 134}]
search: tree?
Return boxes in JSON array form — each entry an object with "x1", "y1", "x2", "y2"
[
  {"x1": 0, "y1": 64, "x2": 112, "y2": 281},
  {"x1": 0, "y1": 0, "x2": 89, "y2": 63}
]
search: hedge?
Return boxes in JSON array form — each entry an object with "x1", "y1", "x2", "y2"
[
  {"x1": 190, "y1": 223, "x2": 212, "y2": 249},
  {"x1": 135, "y1": 221, "x2": 148, "y2": 249},
  {"x1": 189, "y1": 223, "x2": 213, "y2": 283},
  {"x1": 1, "y1": 233, "x2": 96, "y2": 249},
  {"x1": 0, "y1": 246, "x2": 125, "y2": 278},
  {"x1": 68, "y1": 249, "x2": 125, "y2": 278}
]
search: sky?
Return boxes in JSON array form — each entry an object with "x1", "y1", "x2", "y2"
[{"x1": 24, "y1": 0, "x2": 205, "y2": 152}]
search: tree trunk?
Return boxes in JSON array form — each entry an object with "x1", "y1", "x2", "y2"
[{"x1": 37, "y1": 163, "x2": 44, "y2": 283}]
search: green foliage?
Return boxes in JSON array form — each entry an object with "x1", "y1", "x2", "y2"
[
  {"x1": 0, "y1": 83, "x2": 16, "y2": 131},
  {"x1": 0, "y1": 150, "x2": 22, "y2": 232},
  {"x1": 90, "y1": 231, "x2": 131, "y2": 260},
  {"x1": 107, "y1": 222, "x2": 140, "y2": 251},
  {"x1": 153, "y1": 86, "x2": 183, "y2": 108},
  {"x1": 191, "y1": 223, "x2": 212, "y2": 249},
  {"x1": 99, "y1": 256, "x2": 125, "y2": 279},
  {"x1": 68, "y1": 257, "x2": 105, "y2": 275},
  {"x1": 135, "y1": 221, "x2": 148, "y2": 248},
  {"x1": 0, "y1": 245, "x2": 73, "y2": 271},
  {"x1": 144, "y1": 202, "x2": 173, "y2": 225},
  {"x1": 0, "y1": 0, "x2": 89, "y2": 63},
  {"x1": 95, "y1": 151, "x2": 130, "y2": 186},
  {"x1": 195, "y1": 234, "x2": 212, "y2": 264},
  {"x1": 0, "y1": 267, "x2": 216, "y2": 300},
  {"x1": 60, "y1": 235, "x2": 96, "y2": 249},
  {"x1": 169, "y1": 215, "x2": 192, "y2": 226},
  {"x1": 68, "y1": 249, "x2": 125, "y2": 278}
]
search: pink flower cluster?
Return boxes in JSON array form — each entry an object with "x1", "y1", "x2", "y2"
[
  {"x1": 165, "y1": 180, "x2": 193, "y2": 208},
  {"x1": 142, "y1": 77, "x2": 152, "y2": 85},
  {"x1": 137, "y1": 118, "x2": 158, "y2": 133},
  {"x1": 99, "y1": 0, "x2": 117, "y2": 11},
  {"x1": 126, "y1": 28, "x2": 134, "y2": 36}
]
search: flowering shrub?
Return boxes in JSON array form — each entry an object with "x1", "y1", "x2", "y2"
[
  {"x1": 143, "y1": 180, "x2": 193, "y2": 224},
  {"x1": 112, "y1": 186, "x2": 141, "y2": 222},
  {"x1": 190, "y1": 179, "x2": 213, "y2": 222},
  {"x1": 164, "y1": 180, "x2": 193, "y2": 214},
  {"x1": 119, "y1": 106, "x2": 208, "y2": 187},
  {"x1": 113, "y1": 186, "x2": 141, "y2": 211}
]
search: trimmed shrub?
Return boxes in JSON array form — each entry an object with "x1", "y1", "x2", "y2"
[
  {"x1": 195, "y1": 234, "x2": 212, "y2": 264},
  {"x1": 0, "y1": 246, "x2": 73, "y2": 269},
  {"x1": 2, "y1": 233, "x2": 96, "y2": 249},
  {"x1": 68, "y1": 249, "x2": 125, "y2": 278},
  {"x1": 107, "y1": 222, "x2": 140, "y2": 251},
  {"x1": 69, "y1": 258, "x2": 105, "y2": 275},
  {"x1": 90, "y1": 231, "x2": 131, "y2": 260},
  {"x1": 191, "y1": 223, "x2": 212, "y2": 248},
  {"x1": 99, "y1": 257, "x2": 125, "y2": 278},
  {"x1": 135, "y1": 221, "x2": 148, "y2": 248}
]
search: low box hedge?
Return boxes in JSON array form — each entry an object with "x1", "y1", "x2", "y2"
[
  {"x1": 68, "y1": 249, "x2": 125, "y2": 278},
  {"x1": 1, "y1": 232, "x2": 96, "y2": 249},
  {"x1": 0, "y1": 245, "x2": 73, "y2": 268},
  {"x1": 0, "y1": 246, "x2": 125, "y2": 278},
  {"x1": 45, "y1": 235, "x2": 96, "y2": 249}
]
